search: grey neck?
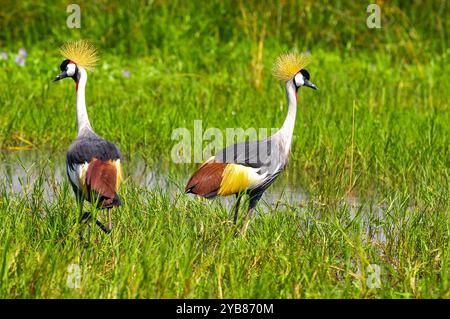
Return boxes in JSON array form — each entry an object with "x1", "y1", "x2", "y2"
[{"x1": 76, "y1": 67, "x2": 93, "y2": 136}]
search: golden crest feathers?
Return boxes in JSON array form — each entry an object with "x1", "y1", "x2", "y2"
[
  {"x1": 272, "y1": 51, "x2": 310, "y2": 81},
  {"x1": 59, "y1": 40, "x2": 99, "y2": 70}
]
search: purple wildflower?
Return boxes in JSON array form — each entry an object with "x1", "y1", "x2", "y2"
[
  {"x1": 15, "y1": 56, "x2": 25, "y2": 67},
  {"x1": 122, "y1": 69, "x2": 131, "y2": 78},
  {"x1": 14, "y1": 48, "x2": 27, "y2": 67},
  {"x1": 0, "y1": 52, "x2": 7, "y2": 60},
  {"x1": 18, "y1": 48, "x2": 27, "y2": 58}
]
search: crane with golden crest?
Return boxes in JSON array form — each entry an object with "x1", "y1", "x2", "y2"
[
  {"x1": 53, "y1": 40, "x2": 122, "y2": 234},
  {"x1": 185, "y1": 51, "x2": 317, "y2": 234}
]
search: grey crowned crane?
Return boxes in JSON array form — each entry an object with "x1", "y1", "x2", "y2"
[
  {"x1": 53, "y1": 40, "x2": 122, "y2": 234},
  {"x1": 185, "y1": 52, "x2": 317, "y2": 234}
]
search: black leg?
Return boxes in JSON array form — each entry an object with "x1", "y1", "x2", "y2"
[
  {"x1": 79, "y1": 211, "x2": 112, "y2": 234},
  {"x1": 233, "y1": 193, "x2": 242, "y2": 224},
  {"x1": 78, "y1": 202, "x2": 85, "y2": 223},
  {"x1": 80, "y1": 211, "x2": 91, "y2": 222},
  {"x1": 96, "y1": 219, "x2": 111, "y2": 234}
]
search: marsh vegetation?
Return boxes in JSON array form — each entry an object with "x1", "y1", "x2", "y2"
[{"x1": 0, "y1": 1, "x2": 448, "y2": 298}]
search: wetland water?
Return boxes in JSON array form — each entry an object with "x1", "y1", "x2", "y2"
[
  {"x1": 1, "y1": 151, "x2": 390, "y2": 245},
  {"x1": 0, "y1": 151, "x2": 308, "y2": 209}
]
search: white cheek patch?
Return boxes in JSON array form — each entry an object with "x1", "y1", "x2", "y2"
[
  {"x1": 66, "y1": 63, "x2": 76, "y2": 77},
  {"x1": 294, "y1": 73, "x2": 304, "y2": 87}
]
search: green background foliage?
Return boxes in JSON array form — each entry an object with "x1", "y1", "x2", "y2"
[{"x1": 0, "y1": 0, "x2": 448, "y2": 298}]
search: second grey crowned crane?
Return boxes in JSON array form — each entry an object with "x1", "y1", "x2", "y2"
[
  {"x1": 186, "y1": 51, "x2": 317, "y2": 234},
  {"x1": 53, "y1": 40, "x2": 123, "y2": 235}
]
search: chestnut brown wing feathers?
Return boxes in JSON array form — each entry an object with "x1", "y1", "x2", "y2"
[
  {"x1": 185, "y1": 162, "x2": 227, "y2": 198},
  {"x1": 86, "y1": 159, "x2": 120, "y2": 208}
]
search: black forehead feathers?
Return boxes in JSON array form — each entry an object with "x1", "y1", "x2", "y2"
[
  {"x1": 60, "y1": 59, "x2": 70, "y2": 71},
  {"x1": 300, "y1": 69, "x2": 310, "y2": 80}
]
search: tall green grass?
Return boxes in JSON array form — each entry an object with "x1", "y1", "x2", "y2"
[
  {"x1": 1, "y1": 48, "x2": 448, "y2": 201},
  {"x1": 0, "y1": 178, "x2": 448, "y2": 298},
  {"x1": 1, "y1": 1, "x2": 448, "y2": 57},
  {"x1": 0, "y1": 1, "x2": 448, "y2": 298}
]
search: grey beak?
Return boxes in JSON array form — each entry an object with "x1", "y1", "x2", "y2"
[
  {"x1": 304, "y1": 79, "x2": 318, "y2": 90},
  {"x1": 53, "y1": 71, "x2": 67, "y2": 82}
]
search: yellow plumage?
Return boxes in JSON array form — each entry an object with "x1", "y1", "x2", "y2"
[
  {"x1": 78, "y1": 163, "x2": 89, "y2": 197},
  {"x1": 59, "y1": 40, "x2": 99, "y2": 70},
  {"x1": 115, "y1": 160, "x2": 123, "y2": 190},
  {"x1": 218, "y1": 164, "x2": 264, "y2": 196},
  {"x1": 272, "y1": 51, "x2": 310, "y2": 82}
]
